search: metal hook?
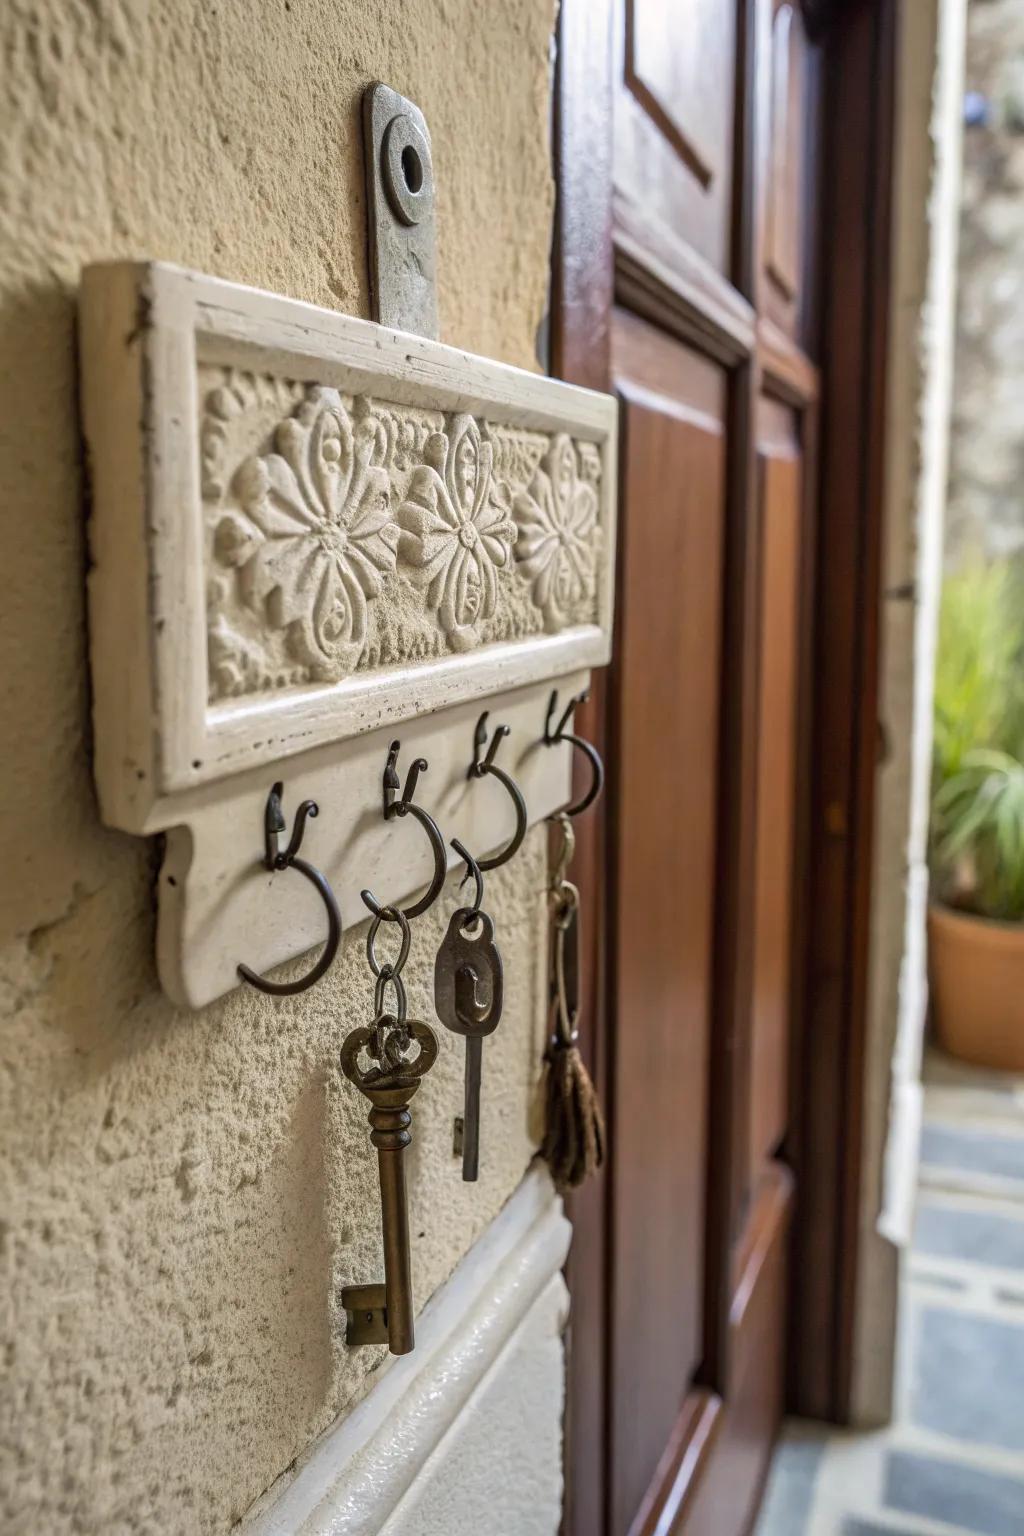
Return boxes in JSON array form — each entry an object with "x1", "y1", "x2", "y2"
[
  {"x1": 383, "y1": 740, "x2": 427, "y2": 818},
  {"x1": 238, "y1": 782, "x2": 342, "y2": 997},
  {"x1": 362, "y1": 741, "x2": 448, "y2": 921},
  {"x1": 468, "y1": 712, "x2": 528, "y2": 872},
  {"x1": 543, "y1": 689, "x2": 605, "y2": 818},
  {"x1": 450, "y1": 837, "x2": 484, "y2": 919}
]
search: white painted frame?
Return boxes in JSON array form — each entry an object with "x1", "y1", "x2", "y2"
[{"x1": 80, "y1": 262, "x2": 617, "y2": 831}]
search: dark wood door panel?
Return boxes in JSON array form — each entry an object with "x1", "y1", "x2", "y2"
[
  {"x1": 758, "y1": 0, "x2": 812, "y2": 336},
  {"x1": 626, "y1": 0, "x2": 734, "y2": 194},
  {"x1": 622, "y1": 1169, "x2": 793, "y2": 1536},
  {"x1": 748, "y1": 400, "x2": 803, "y2": 1187},
  {"x1": 616, "y1": 0, "x2": 741, "y2": 276},
  {"x1": 610, "y1": 312, "x2": 728, "y2": 1536},
  {"x1": 627, "y1": 1392, "x2": 724, "y2": 1536},
  {"x1": 681, "y1": 1167, "x2": 792, "y2": 1535}
]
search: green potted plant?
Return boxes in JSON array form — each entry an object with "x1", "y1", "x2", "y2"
[{"x1": 929, "y1": 560, "x2": 1024, "y2": 1070}]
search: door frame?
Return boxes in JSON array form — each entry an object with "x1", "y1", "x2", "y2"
[
  {"x1": 553, "y1": 0, "x2": 900, "y2": 1527},
  {"x1": 551, "y1": 7, "x2": 615, "y2": 1532},
  {"x1": 786, "y1": 0, "x2": 899, "y2": 1422}
]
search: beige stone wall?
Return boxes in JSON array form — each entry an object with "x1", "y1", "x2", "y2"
[
  {"x1": 946, "y1": 0, "x2": 1024, "y2": 560},
  {"x1": 0, "y1": 3, "x2": 557, "y2": 1531}
]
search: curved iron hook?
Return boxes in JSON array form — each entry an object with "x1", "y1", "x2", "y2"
[
  {"x1": 239, "y1": 782, "x2": 342, "y2": 997},
  {"x1": 361, "y1": 741, "x2": 448, "y2": 921},
  {"x1": 543, "y1": 689, "x2": 605, "y2": 819},
  {"x1": 468, "y1": 712, "x2": 528, "y2": 872}
]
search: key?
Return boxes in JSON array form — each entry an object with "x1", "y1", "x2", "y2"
[
  {"x1": 340, "y1": 1011, "x2": 438, "y2": 1354},
  {"x1": 434, "y1": 908, "x2": 503, "y2": 1181}
]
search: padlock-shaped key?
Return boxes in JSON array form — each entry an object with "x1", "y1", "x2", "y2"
[{"x1": 434, "y1": 908, "x2": 503, "y2": 1181}]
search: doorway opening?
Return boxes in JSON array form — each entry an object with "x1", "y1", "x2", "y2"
[{"x1": 756, "y1": 1, "x2": 1024, "y2": 1528}]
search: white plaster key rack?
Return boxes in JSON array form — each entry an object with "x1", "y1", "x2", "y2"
[{"x1": 78, "y1": 262, "x2": 618, "y2": 1007}]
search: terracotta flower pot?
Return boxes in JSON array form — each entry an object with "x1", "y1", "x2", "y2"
[{"x1": 928, "y1": 902, "x2": 1024, "y2": 1072}]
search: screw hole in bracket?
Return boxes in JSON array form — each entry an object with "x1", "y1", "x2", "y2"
[
  {"x1": 381, "y1": 112, "x2": 432, "y2": 228},
  {"x1": 401, "y1": 143, "x2": 423, "y2": 194}
]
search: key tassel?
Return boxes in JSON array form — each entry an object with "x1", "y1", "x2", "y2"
[
  {"x1": 542, "y1": 1034, "x2": 605, "y2": 1194},
  {"x1": 541, "y1": 813, "x2": 606, "y2": 1194}
]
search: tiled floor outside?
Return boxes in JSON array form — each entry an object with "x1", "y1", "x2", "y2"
[{"x1": 755, "y1": 1050, "x2": 1024, "y2": 1536}]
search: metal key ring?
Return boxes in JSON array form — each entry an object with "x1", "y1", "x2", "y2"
[
  {"x1": 450, "y1": 838, "x2": 484, "y2": 918},
  {"x1": 365, "y1": 903, "x2": 411, "y2": 979},
  {"x1": 373, "y1": 961, "x2": 409, "y2": 1024}
]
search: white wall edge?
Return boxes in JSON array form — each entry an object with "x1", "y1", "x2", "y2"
[
  {"x1": 878, "y1": 1077, "x2": 924, "y2": 1249},
  {"x1": 850, "y1": 0, "x2": 966, "y2": 1427},
  {"x1": 241, "y1": 1162, "x2": 571, "y2": 1536}
]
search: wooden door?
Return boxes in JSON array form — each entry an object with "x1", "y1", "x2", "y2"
[
  {"x1": 553, "y1": 2, "x2": 879, "y2": 1533},
  {"x1": 604, "y1": 3, "x2": 818, "y2": 1529}
]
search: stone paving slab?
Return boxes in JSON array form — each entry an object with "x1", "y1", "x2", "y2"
[
  {"x1": 885, "y1": 1450, "x2": 1024, "y2": 1536},
  {"x1": 754, "y1": 1052, "x2": 1024, "y2": 1536}
]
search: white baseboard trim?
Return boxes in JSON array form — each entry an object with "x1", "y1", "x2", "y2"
[{"x1": 242, "y1": 1162, "x2": 571, "y2": 1536}]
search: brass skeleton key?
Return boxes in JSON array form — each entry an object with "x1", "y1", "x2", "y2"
[
  {"x1": 340, "y1": 1011, "x2": 437, "y2": 1355},
  {"x1": 434, "y1": 908, "x2": 503, "y2": 1182}
]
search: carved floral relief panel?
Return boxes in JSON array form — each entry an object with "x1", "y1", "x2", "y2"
[{"x1": 200, "y1": 371, "x2": 604, "y2": 704}]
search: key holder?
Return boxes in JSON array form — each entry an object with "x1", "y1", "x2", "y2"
[
  {"x1": 237, "y1": 783, "x2": 342, "y2": 997},
  {"x1": 544, "y1": 689, "x2": 605, "y2": 819},
  {"x1": 361, "y1": 741, "x2": 448, "y2": 922},
  {"x1": 468, "y1": 713, "x2": 528, "y2": 873},
  {"x1": 341, "y1": 905, "x2": 439, "y2": 1356},
  {"x1": 80, "y1": 245, "x2": 616, "y2": 1007}
]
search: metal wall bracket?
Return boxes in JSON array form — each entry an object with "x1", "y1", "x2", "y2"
[
  {"x1": 362, "y1": 82, "x2": 438, "y2": 339},
  {"x1": 342, "y1": 1282, "x2": 390, "y2": 1347}
]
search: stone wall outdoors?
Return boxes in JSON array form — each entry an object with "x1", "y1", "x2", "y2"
[{"x1": 946, "y1": 0, "x2": 1024, "y2": 563}]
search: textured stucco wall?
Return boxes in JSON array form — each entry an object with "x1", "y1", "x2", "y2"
[{"x1": 0, "y1": 2, "x2": 557, "y2": 1531}]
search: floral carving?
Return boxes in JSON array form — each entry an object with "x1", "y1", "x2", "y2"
[
  {"x1": 397, "y1": 416, "x2": 518, "y2": 651},
  {"x1": 514, "y1": 434, "x2": 599, "y2": 632},
  {"x1": 221, "y1": 388, "x2": 399, "y2": 679},
  {"x1": 201, "y1": 374, "x2": 605, "y2": 701}
]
